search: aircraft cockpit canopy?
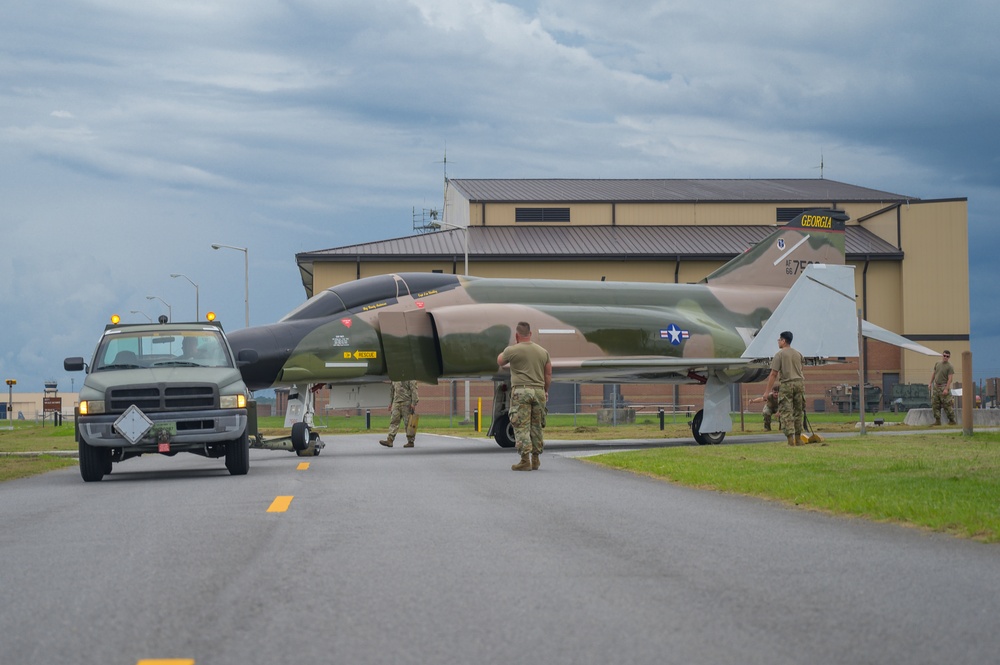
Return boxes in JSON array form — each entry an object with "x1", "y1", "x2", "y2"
[{"x1": 279, "y1": 273, "x2": 462, "y2": 322}]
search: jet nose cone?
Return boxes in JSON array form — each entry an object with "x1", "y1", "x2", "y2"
[{"x1": 228, "y1": 325, "x2": 288, "y2": 390}]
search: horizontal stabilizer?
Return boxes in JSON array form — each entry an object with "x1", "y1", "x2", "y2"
[
  {"x1": 742, "y1": 264, "x2": 859, "y2": 359},
  {"x1": 861, "y1": 321, "x2": 940, "y2": 356}
]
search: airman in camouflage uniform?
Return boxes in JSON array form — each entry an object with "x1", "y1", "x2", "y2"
[
  {"x1": 763, "y1": 330, "x2": 805, "y2": 446},
  {"x1": 754, "y1": 386, "x2": 780, "y2": 431},
  {"x1": 380, "y1": 380, "x2": 419, "y2": 448},
  {"x1": 929, "y1": 351, "x2": 957, "y2": 426},
  {"x1": 498, "y1": 321, "x2": 552, "y2": 471}
]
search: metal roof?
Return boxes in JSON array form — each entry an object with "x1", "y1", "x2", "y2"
[
  {"x1": 296, "y1": 225, "x2": 902, "y2": 295},
  {"x1": 448, "y1": 178, "x2": 913, "y2": 203},
  {"x1": 301, "y1": 225, "x2": 900, "y2": 261}
]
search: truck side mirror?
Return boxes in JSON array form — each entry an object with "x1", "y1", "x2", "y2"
[{"x1": 64, "y1": 357, "x2": 85, "y2": 372}]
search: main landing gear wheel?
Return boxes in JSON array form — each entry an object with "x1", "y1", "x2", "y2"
[
  {"x1": 493, "y1": 413, "x2": 516, "y2": 448},
  {"x1": 691, "y1": 409, "x2": 725, "y2": 445}
]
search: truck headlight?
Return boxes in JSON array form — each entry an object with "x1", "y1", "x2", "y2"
[
  {"x1": 220, "y1": 394, "x2": 247, "y2": 409},
  {"x1": 80, "y1": 400, "x2": 105, "y2": 415}
]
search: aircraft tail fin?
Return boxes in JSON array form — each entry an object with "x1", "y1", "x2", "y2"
[
  {"x1": 741, "y1": 263, "x2": 859, "y2": 359},
  {"x1": 703, "y1": 209, "x2": 848, "y2": 289}
]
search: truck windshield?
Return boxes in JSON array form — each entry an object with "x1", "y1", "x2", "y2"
[{"x1": 94, "y1": 329, "x2": 233, "y2": 370}]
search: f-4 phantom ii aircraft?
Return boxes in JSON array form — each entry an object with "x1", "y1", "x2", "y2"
[{"x1": 228, "y1": 209, "x2": 936, "y2": 450}]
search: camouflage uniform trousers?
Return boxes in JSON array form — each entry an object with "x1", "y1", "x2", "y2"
[
  {"x1": 932, "y1": 385, "x2": 956, "y2": 423},
  {"x1": 762, "y1": 403, "x2": 778, "y2": 430},
  {"x1": 510, "y1": 387, "x2": 546, "y2": 455},
  {"x1": 387, "y1": 403, "x2": 414, "y2": 440},
  {"x1": 778, "y1": 379, "x2": 805, "y2": 438}
]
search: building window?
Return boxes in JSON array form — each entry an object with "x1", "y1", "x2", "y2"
[
  {"x1": 776, "y1": 207, "x2": 814, "y2": 223},
  {"x1": 515, "y1": 208, "x2": 570, "y2": 223}
]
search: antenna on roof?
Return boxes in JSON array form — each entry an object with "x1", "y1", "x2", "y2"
[
  {"x1": 413, "y1": 147, "x2": 454, "y2": 233},
  {"x1": 813, "y1": 152, "x2": 824, "y2": 179}
]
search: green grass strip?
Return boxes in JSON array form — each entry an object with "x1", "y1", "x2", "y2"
[{"x1": 588, "y1": 432, "x2": 1000, "y2": 542}]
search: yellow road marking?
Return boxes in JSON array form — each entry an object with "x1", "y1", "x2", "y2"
[
  {"x1": 137, "y1": 660, "x2": 194, "y2": 665},
  {"x1": 267, "y1": 496, "x2": 294, "y2": 512},
  {"x1": 297, "y1": 462, "x2": 310, "y2": 470}
]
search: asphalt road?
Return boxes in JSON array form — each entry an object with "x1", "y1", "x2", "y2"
[{"x1": 1, "y1": 433, "x2": 997, "y2": 665}]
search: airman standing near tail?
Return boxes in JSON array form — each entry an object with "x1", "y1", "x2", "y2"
[
  {"x1": 498, "y1": 321, "x2": 552, "y2": 471},
  {"x1": 929, "y1": 351, "x2": 957, "y2": 426},
  {"x1": 763, "y1": 331, "x2": 805, "y2": 446},
  {"x1": 380, "y1": 380, "x2": 419, "y2": 448}
]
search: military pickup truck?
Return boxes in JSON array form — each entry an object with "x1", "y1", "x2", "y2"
[{"x1": 64, "y1": 316, "x2": 258, "y2": 482}]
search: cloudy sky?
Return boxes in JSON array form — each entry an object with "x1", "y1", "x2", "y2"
[{"x1": 3, "y1": 0, "x2": 999, "y2": 397}]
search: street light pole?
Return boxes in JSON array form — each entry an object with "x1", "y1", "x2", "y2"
[
  {"x1": 5, "y1": 379, "x2": 15, "y2": 430},
  {"x1": 211, "y1": 244, "x2": 250, "y2": 327},
  {"x1": 170, "y1": 273, "x2": 200, "y2": 321},
  {"x1": 129, "y1": 309, "x2": 153, "y2": 322},
  {"x1": 145, "y1": 295, "x2": 172, "y2": 322}
]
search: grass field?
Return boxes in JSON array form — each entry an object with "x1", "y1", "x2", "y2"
[{"x1": 3, "y1": 412, "x2": 997, "y2": 543}]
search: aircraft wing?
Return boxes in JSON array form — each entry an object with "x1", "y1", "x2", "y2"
[{"x1": 550, "y1": 357, "x2": 754, "y2": 383}]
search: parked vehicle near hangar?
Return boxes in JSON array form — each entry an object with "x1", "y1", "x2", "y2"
[{"x1": 64, "y1": 316, "x2": 257, "y2": 482}]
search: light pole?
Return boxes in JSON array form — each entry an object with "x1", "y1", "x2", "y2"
[
  {"x1": 211, "y1": 244, "x2": 249, "y2": 327},
  {"x1": 130, "y1": 309, "x2": 153, "y2": 322},
  {"x1": 145, "y1": 295, "x2": 172, "y2": 322},
  {"x1": 5, "y1": 379, "x2": 14, "y2": 430},
  {"x1": 170, "y1": 273, "x2": 200, "y2": 321}
]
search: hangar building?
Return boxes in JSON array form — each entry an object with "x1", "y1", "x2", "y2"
[{"x1": 295, "y1": 178, "x2": 969, "y2": 416}]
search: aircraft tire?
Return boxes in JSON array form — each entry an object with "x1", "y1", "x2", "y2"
[
  {"x1": 79, "y1": 440, "x2": 108, "y2": 482},
  {"x1": 691, "y1": 409, "x2": 725, "y2": 446},
  {"x1": 291, "y1": 422, "x2": 310, "y2": 451},
  {"x1": 225, "y1": 430, "x2": 250, "y2": 476},
  {"x1": 493, "y1": 413, "x2": 516, "y2": 448}
]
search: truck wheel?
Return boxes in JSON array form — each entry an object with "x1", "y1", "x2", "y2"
[
  {"x1": 79, "y1": 441, "x2": 108, "y2": 482},
  {"x1": 492, "y1": 413, "x2": 516, "y2": 448},
  {"x1": 226, "y1": 430, "x2": 250, "y2": 476}
]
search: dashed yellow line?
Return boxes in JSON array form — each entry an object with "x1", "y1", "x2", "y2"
[
  {"x1": 267, "y1": 496, "x2": 294, "y2": 513},
  {"x1": 297, "y1": 462, "x2": 310, "y2": 470},
  {"x1": 138, "y1": 660, "x2": 194, "y2": 665}
]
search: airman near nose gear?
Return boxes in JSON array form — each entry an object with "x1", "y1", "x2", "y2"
[{"x1": 380, "y1": 380, "x2": 419, "y2": 450}]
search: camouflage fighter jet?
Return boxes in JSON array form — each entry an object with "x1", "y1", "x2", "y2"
[{"x1": 228, "y1": 209, "x2": 936, "y2": 449}]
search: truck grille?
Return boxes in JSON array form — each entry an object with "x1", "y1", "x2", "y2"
[{"x1": 107, "y1": 384, "x2": 217, "y2": 413}]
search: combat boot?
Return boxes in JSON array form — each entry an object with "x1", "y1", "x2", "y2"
[
  {"x1": 932, "y1": 419, "x2": 941, "y2": 426},
  {"x1": 511, "y1": 453, "x2": 532, "y2": 471},
  {"x1": 404, "y1": 438, "x2": 415, "y2": 448},
  {"x1": 531, "y1": 453, "x2": 540, "y2": 470},
  {"x1": 787, "y1": 434, "x2": 797, "y2": 446},
  {"x1": 379, "y1": 437, "x2": 394, "y2": 448},
  {"x1": 763, "y1": 423, "x2": 771, "y2": 431}
]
